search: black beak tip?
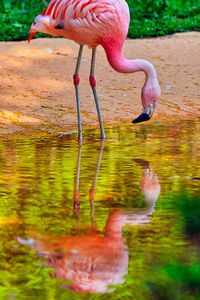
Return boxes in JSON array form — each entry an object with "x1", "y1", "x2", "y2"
[{"x1": 132, "y1": 113, "x2": 151, "y2": 124}]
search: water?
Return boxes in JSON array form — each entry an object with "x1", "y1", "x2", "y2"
[{"x1": 0, "y1": 120, "x2": 199, "y2": 300}]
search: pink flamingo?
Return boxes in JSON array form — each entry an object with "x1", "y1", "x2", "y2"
[
  {"x1": 29, "y1": 0, "x2": 161, "y2": 140},
  {"x1": 17, "y1": 149, "x2": 160, "y2": 293}
]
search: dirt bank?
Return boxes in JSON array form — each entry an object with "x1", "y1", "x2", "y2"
[{"x1": 0, "y1": 31, "x2": 200, "y2": 137}]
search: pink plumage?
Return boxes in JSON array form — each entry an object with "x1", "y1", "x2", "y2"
[
  {"x1": 30, "y1": 0, "x2": 129, "y2": 48},
  {"x1": 29, "y1": 0, "x2": 161, "y2": 140}
]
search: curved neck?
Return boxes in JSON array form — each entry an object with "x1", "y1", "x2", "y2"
[
  {"x1": 105, "y1": 210, "x2": 127, "y2": 239},
  {"x1": 102, "y1": 43, "x2": 157, "y2": 79}
]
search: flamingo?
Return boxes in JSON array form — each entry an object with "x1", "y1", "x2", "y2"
[
  {"x1": 29, "y1": 0, "x2": 161, "y2": 140},
  {"x1": 17, "y1": 145, "x2": 160, "y2": 293}
]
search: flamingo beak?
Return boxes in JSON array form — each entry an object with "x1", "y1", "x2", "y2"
[
  {"x1": 28, "y1": 32, "x2": 37, "y2": 44},
  {"x1": 132, "y1": 102, "x2": 154, "y2": 124}
]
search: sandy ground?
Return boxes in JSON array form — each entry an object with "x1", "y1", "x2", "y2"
[{"x1": 0, "y1": 31, "x2": 200, "y2": 138}]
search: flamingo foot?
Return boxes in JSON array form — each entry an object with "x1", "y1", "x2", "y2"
[{"x1": 59, "y1": 131, "x2": 77, "y2": 137}]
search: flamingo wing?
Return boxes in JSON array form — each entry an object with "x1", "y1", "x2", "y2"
[{"x1": 38, "y1": 0, "x2": 129, "y2": 47}]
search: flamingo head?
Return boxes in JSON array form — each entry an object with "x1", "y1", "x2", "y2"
[
  {"x1": 29, "y1": 15, "x2": 65, "y2": 43},
  {"x1": 133, "y1": 76, "x2": 161, "y2": 124}
]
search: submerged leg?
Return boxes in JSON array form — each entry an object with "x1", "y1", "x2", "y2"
[
  {"x1": 74, "y1": 45, "x2": 84, "y2": 141},
  {"x1": 89, "y1": 48, "x2": 106, "y2": 140},
  {"x1": 73, "y1": 141, "x2": 82, "y2": 213}
]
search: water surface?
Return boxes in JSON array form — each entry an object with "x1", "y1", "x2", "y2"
[{"x1": 0, "y1": 120, "x2": 200, "y2": 299}]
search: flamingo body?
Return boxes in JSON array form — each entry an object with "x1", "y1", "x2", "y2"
[
  {"x1": 29, "y1": 0, "x2": 161, "y2": 140},
  {"x1": 32, "y1": 0, "x2": 129, "y2": 49}
]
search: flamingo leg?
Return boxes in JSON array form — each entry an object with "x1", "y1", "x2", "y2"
[
  {"x1": 89, "y1": 48, "x2": 106, "y2": 140},
  {"x1": 73, "y1": 141, "x2": 82, "y2": 212},
  {"x1": 73, "y1": 45, "x2": 83, "y2": 141}
]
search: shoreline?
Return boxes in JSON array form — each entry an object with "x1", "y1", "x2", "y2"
[{"x1": 0, "y1": 32, "x2": 200, "y2": 138}]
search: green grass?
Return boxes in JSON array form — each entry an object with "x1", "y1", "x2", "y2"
[
  {"x1": 0, "y1": 0, "x2": 200, "y2": 41},
  {"x1": 127, "y1": 0, "x2": 200, "y2": 37}
]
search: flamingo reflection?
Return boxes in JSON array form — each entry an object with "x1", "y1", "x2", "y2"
[{"x1": 18, "y1": 144, "x2": 160, "y2": 293}]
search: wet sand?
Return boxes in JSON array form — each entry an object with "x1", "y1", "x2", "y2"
[{"x1": 0, "y1": 31, "x2": 200, "y2": 137}]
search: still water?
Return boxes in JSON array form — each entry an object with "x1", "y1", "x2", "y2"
[{"x1": 0, "y1": 120, "x2": 199, "y2": 300}]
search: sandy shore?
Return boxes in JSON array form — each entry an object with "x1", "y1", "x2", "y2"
[{"x1": 0, "y1": 31, "x2": 200, "y2": 137}]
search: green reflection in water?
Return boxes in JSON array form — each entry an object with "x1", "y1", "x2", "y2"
[{"x1": 0, "y1": 120, "x2": 199, "y2": 299}]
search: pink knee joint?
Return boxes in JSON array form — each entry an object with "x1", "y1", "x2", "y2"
[
  {"x1": 89, "y1": 75, "x2": 96, "y2": 88},
  {"x1": 73, "y1": 74, "x2": 80, "y2": 86}
]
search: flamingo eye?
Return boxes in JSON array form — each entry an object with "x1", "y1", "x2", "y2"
[{"x1": 33, "y1": 22, "x2": 36, "y2": 25}]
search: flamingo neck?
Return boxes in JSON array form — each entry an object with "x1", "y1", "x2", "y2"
[
  {"x1": 102, "y1": 42, "x2": 157, "y2": 79},
  {"x1": 105, "y1": 210, "x2": 127, "y2": 238}
]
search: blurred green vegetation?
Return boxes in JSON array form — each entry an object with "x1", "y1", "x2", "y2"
[
  {"x1": 0, "y1": 0, "x2": 200, "y2": 41},
  {"x1": 128, "y1": 0, "x2": 200, "y2": 37}
]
